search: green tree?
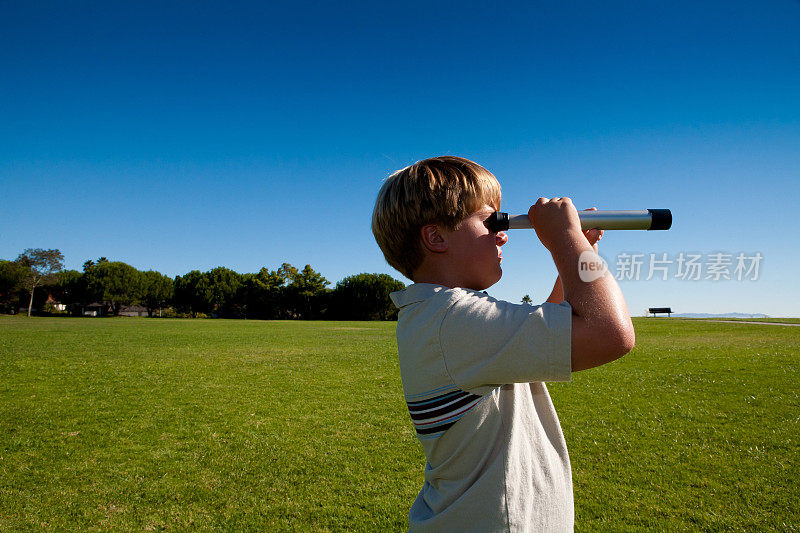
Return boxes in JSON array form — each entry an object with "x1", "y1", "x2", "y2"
[
  {"x1": 141, "y1": 270, "x2": 174, "y2": 317},
  {"x1": 204, "y1": 267, "x2": 243, "y2": 318},
  {"x1": 276, "y1": 263, "x2": 298, "y2": 284},
  {"x1": 85, "y1": 261, "x2": 142, "y2": 315},
  {"x1": 16, "y1": 248, "x2": 65, "y2": 317},
  {"x1": 173, "y1": 270, "x2": 210, "y2": 316},
  {"x1": 242, "y1": 267, "x2": 286, "y2": 319},
  {"x1": 54, "y1": 269, "x2": 90, "y2": 316},
  {"x1": 521, "y1": 294, "x2": 533, "y2": 305},
  {"x1": 331, "y1": 273, "x2": 405, "y2": 320},
  {"x1": 0, "y1": 259, "x2": 28, "y2": 314},
  {"x1": 283, "y1": 264, "x2": 329, "y2": 319}
]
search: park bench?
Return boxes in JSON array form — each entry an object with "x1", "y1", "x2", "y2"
[{"x1": 648, "y1": 307, "x2": 672, "y2": 317}]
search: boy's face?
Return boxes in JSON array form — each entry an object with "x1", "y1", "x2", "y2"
[{"x1": 442, "y1": 204, "x2": 509, "y2": 291}]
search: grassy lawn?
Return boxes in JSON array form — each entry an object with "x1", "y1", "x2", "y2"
[{"x1": 1, "y1": 316, "x2": 798, "y2": 531}]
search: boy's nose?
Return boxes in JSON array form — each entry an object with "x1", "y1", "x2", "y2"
[{"x1": 497, "y1": 231, "x2": 508, "y2": 246}]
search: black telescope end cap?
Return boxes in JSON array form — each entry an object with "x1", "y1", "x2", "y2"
[
  {"x1": 648, "y1": 209, "x2": 672, "y2": 230},
  {"x1": 486, "y1": 211, "x2": 509, "y2": 232}
]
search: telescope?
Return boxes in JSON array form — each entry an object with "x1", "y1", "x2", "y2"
[{"x1": 486, "y1": 209, "x2": 672, "y2": 232}]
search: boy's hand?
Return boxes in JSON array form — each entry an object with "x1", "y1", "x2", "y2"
[
  {"x1": 528, "y1": 197, "x2": 584, "y2": 252},
  {"x1": 582, "y1": 207, "x2": 603, "y2": 252}
]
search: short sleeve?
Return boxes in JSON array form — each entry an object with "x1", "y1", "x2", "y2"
[{"x1": 439, "y1": 290, "x2": 572, "y2": 392}]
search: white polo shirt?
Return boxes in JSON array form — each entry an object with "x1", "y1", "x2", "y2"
[{"x1": 390, "y1": 283, "x2": 574, "y2": 532}]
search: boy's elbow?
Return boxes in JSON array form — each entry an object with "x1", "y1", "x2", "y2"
[
  {"x1": 612, "y1": 324, "x2": 636, "y2": 359},
  {"x1": 595, "y1": 324, "x2": 635, "y2": 367},
  {"x1": 571, "y1": 317, "x2": 635, "y2": 371},
  {"x1": 604, "y1": 315, "x2": 635, "y2": 354}
]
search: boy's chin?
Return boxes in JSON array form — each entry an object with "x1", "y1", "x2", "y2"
[{"x1": 470, "y1": 271, "x2": 502, "y2": 292}]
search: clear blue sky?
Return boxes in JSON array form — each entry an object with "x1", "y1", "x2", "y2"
[{"x1": 2, "y1": 1, "x2": 799, "y2": 316}]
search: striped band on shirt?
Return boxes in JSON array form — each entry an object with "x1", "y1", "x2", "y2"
[{"x1": 406, "y1": 386, "x2": 486, "y2": 438}]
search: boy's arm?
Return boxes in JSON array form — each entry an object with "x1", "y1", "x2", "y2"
[
  {"x1": 530, "y1": 198, "x2": 635, "y2": 372},
  {"x1": 545, "y1": 278, "x2": 563, "y2": 304},
  {"x1": 545, "y1": 208, "x2": 601, "y2": 305}
]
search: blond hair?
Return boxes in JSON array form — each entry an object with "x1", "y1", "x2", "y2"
[{"x1": 371, "y1": 156, "x2": 501, "y2": 279}]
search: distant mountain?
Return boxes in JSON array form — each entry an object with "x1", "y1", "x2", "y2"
[{"x1": 670, "y1": 312, "x2": 771, "y2": 319}]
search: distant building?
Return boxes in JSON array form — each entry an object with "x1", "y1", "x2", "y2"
[
  {"x1": 119, "y1": 304, "x2": 148, "y2": 317},
  {"x1": 45, "y1": 294, "x2": 66, "y2": 312},
  {"x1": 83, "y1": 303, "x2": 106, "y2": 317}
]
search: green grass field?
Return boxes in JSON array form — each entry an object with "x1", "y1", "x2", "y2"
[{"x1": 1, "y1": 316, "x2": 798, "y2": 531}]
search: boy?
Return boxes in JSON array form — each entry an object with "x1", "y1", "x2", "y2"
[{"x1": 371, "y1": 156, "x2": 635, "y2": 532}]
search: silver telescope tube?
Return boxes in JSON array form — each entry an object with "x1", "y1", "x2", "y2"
[{"x1": 487, "y1": 209, "x2": 672, "y2": 232}]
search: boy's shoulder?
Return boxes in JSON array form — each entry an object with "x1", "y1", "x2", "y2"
[
  {"x1": 390, "y1": 282, "x2": 461, "y2": 308},
  {"x1": 391, "y1": 282, "x2": 533, "y2": 314},
  {"x1": 391, "y1": 283, "x2": 574, "y2": 344},
  {"x1": 391, "y1": 283, "x2": 546, "y2": 338},
  {"x1": 390, "y1": 283, "x2": 500, "y2": 321},
  {"x1": 390, "y1": 282, "x2": 491, "y2": 306}
]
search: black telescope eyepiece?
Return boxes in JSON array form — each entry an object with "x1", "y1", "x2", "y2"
[
  {"x1": 647, "y1": 209, "x2": 672, "y2": 231},
  {"x1": 485, "y1": 211, "x2": 509, "y2": 233}
]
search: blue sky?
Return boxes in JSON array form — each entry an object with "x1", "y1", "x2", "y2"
[{"x1": 2, "y1": 1, "x2": 799, "y2": 316}]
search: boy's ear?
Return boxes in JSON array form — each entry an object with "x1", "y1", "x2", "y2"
[{"x1": 420, "y1": 224, "x2": 447, "y2": 253}]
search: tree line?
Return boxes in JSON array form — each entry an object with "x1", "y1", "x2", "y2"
[{"x1": 0, "y1": 248, "x2": 406, "y2": 320}]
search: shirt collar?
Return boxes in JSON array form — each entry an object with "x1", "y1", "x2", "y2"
[{"x1": 389, "y1": 283, "x2": 450, "y2": 308}]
